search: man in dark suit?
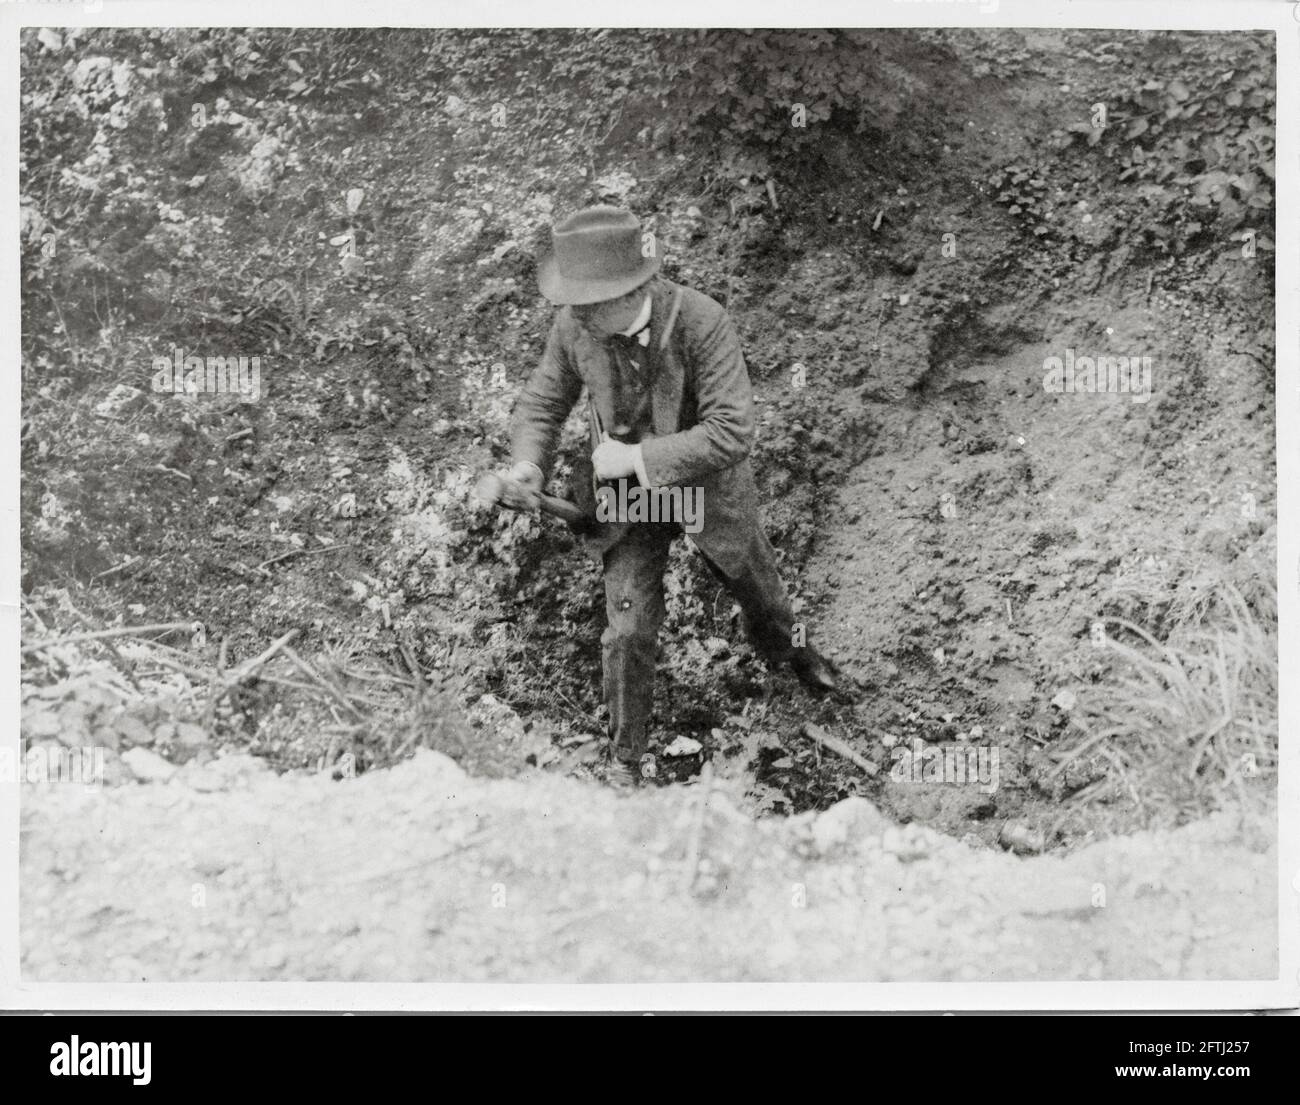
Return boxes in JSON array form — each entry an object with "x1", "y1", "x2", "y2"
[{"x1": 505, "y1": 206, "x2": 840, "y2": 784}]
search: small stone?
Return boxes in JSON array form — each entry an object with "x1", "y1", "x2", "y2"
[
  {"x1": 115, "y1": 714, "x2": 154, "y2": 747},
  {"x1": 211, "y1": 752, "x2": 269, "y2": 778},
  {"x1": 882, "y1": 824, "x2": 930, "y2": 862},
  {"x1": 94, "y1": 384, "x2": 143, "y2": 418},
  {"x1": 99, "y1": 749, "x2": 134, "y2": 788},
  {"x1": 22, "y1": 710, "x2": 62, "y2": 739},
  {"x1": 663, "y1": 736, "x2": 703, "y2": 758},
  {"x1": 999, "y1": 821, "x2": 1046, "y2": 855},
  {"x1": 814, "y1": 797, "x2": 888, "y2": 856},
  {"x1": 174, "y1": 723, "x2": 209, "y2": 748},
  {"x1": 121, "y1": 747, "x2": 177, "y2": 783},
  {"x1": 1050, "y1": 689, "x2": 1077, "y2": 712}
]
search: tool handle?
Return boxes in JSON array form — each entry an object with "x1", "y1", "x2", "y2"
[
  {"x1": 586, "y1": 397, "x2": 609, "y2": 500},
  {"x1": 474, "y1": 472, "x2": 588, "y2": 525}
]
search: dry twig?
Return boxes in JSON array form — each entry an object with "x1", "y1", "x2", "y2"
[
  {"x1": 281, "y1": 646, "x2": 365, "y2": 720},
  {"x1": 256, "y1": 543, "x2": 349, "y2": 571},
  {"x1": 22, "y1": 621, "x2": 193, "y2": 656},
  {"x1": 800, "y1": 722, "x2": 879, "y2": 776}
]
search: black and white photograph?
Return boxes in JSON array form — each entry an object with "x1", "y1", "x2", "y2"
[{"x1": 4, "y1": 0, "x2": 1296, "y2": 1017}]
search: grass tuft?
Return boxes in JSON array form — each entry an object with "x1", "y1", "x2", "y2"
[{"x1": 1060, "y1": 577, "x2": 1276, "y2": 824}]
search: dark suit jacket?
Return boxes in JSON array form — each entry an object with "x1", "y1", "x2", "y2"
[{"x1": 510, "y1": 277, "x2": 764, "y2": 575}]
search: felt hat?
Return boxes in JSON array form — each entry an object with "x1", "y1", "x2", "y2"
[{"x1": 537, "y1": 205, "x2": 661, "y2": 305}]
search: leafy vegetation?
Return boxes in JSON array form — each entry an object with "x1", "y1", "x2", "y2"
[{"x1": 991, "y1": 31, "x2": 1275, "y2": 259}]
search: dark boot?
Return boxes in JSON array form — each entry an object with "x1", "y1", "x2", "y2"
[
  {"x1": 699, "y1": 532, "x2": 799, "y2": 664},
  {"x1": 790, "y1": 646, "x2": 840, "y2": 694}
]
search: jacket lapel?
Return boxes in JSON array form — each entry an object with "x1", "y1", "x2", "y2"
[
  {"x1": 570, "y1": 325, "x2": 616, "y2": 436},
  {"x1": 647, "y1": 279, "x2": 685, "y2": 437}
]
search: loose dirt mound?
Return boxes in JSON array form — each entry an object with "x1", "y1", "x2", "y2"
[
  {"x1": 20, "y1": 753, "x2": 1275, "y2": 982},
  {"x1": 807, "y1": 281, "x2": 1275, "y2": 844}
]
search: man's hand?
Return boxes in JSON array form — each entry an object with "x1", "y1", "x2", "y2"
[
  {"x1": 592, "y1": 440, "x2": 640, "y2": 480},
  {"x1": 500, "y1": 461, "x2": 543, "y2": 509}
]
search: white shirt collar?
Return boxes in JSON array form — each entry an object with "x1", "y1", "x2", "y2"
[{"x1": 620, "y1": 295, "x2": 653, "y2": 346}]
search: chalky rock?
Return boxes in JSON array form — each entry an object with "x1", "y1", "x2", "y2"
[
  {"x1": 663, "y1": 736, "x2": 703, "y2": 758},
  {"x1": 121, "y1": 747, "x2": 177, "y2": 784},
  {"x1": 812, "y1": 796, "x2": 889, "y2": 856}
]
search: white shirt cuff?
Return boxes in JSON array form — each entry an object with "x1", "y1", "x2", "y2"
[{"x1": 631, "y1": 445, "x2": 651, "y2": 488}]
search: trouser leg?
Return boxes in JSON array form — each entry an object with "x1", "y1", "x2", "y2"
[
  {"x1": 602, "y1": 523, "x2": 675, "y2": 763},
  {"x1": 701, "y1": 531, "x2": 799, "y2": 664}
]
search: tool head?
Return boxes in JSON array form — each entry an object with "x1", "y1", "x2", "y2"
[{"x1": 474, "y1": 472, "x2": 505, "y2": 505}]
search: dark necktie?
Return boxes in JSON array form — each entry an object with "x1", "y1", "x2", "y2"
[
  {"x1": 610, "y1": 322, "x2": 650, "y2": 354},
  {"x1": 607, "y1": 325, "x2": 651, "y2": 442}
]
